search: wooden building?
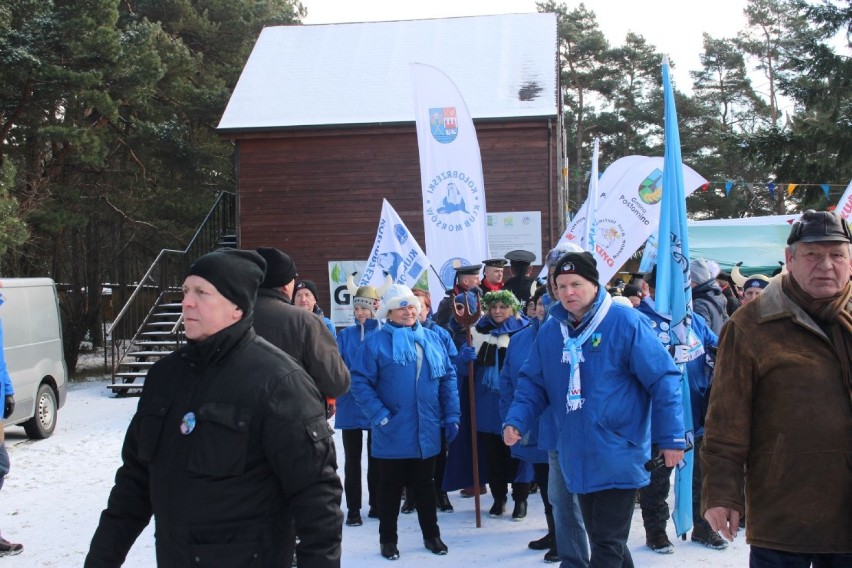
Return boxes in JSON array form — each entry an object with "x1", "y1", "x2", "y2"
[{"x1": 218, "y1": 13, "x2": 563, "y2": 314}]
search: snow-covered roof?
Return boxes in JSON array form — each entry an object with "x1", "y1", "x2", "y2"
[{"x1": 218, "y1": 13, "x2": 557, "y2": 131}]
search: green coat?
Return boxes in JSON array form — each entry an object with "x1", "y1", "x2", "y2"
[{"x1": 701, "y1": 277, "x2": 852, "y2": 554}]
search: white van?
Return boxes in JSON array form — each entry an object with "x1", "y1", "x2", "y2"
[{"x1": 1, "y1": 278, "x2": 68, "y2": 438}]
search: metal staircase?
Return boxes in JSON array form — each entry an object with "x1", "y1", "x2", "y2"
[{"x1": 107, "y1": 192, "x2": 236, "y2": 394}]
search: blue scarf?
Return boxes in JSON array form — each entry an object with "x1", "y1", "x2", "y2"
[{"x1": 383, "y1": 321, "x2": 445, "y2": 377}]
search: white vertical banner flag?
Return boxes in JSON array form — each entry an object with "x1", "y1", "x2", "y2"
[
  {"x1": 411, "y1": 63, "x2": 489, "y2": 295},
  {"x1": 583, "y1": 138, "x2": 600, "y2": 252},
  {"x1": 359, "y1": 199, "x2": 431, "y2": 288},
  {"x1": 548, "y1": 155, "x2": 706, "y2": 284},
  {"x1": 837, "y1": 179, "x2": 852, "y2": 223}
]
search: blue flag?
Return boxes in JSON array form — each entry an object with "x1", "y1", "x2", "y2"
[{"x1": 656, "y1": 56, "x2": 697, "y2": 539}]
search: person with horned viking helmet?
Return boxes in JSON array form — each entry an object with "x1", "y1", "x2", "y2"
[
  {"x1": 335, "y1": 274, "x2": 391, "y2": 527},
  {"x1": 731, "y1": 263, "x2": 772, "y2": 306}
]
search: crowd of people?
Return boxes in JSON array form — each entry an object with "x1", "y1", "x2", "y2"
[{"x1": 0, "y1": 210, "x2": 843, "y2": 566}]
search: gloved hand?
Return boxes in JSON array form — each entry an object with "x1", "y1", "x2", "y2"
[
  {"x1": 444, "y1": 423, "x2": 459, "y2": 444},
  {"x1": 4, "y1": 395, "x2": 14, "y2": 419},
  {"x1": 459, "y1": 345, "x2": 477, "y2": 363},
  {"x1": 325, "y1": 397, "x2": 336, "y2": 420}
]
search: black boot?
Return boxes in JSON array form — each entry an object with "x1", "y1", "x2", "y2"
[
  {"x1": 380, "y1": 543, "x2": 399, "y2": 560},
  {"x1": 528, "y1": 533, "x2": 553, "y2": 551},
  {"x1": 437, "y1": 491, "x2": 454, "y2": 513},
  {"x1": 691, "y1": 523, "x2": 729, "y2": 550},
  {"x1": 345, "y1": 509, "x2": 363, "y2": 526},
  {"x1": 646, "y1": 531, "x2": 674, "y2": 554},
  {"x1": 544, "y1": 547, "x2": 559, "y2": 563},
  {"x1": 423, "y1": 536, "x2": 448, "y2": 555},
  {"x1": 489, "y1": 496, "x2": 507, "y2": 517},
  {"x1": 531, "y1": 505, "x2": 556, "y2": 549},
  {"x1": 511, "y1": 500, "x2": 527, "y2": 521}
]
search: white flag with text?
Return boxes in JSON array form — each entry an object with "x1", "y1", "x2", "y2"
[
  {"x1": 411, "y1": 63, "x2": 489, "y2": 294},
  {"x1": 554, "y1": 155, "x2": 707, "y2": 284},
  {"x1": 359, "y1": 199, "x2": 430, "y2": 289}
]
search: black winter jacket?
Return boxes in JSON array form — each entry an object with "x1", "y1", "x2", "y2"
[
  {"x1": 253, "y1": 288, "x2": 350, "y2": 398},
  {"x1": 85, "y1": 317, "x2": 343, "y2": 568}
]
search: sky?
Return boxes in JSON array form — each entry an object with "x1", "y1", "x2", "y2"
[
  {"x1": 300, "y1": 0, "x2": 751, "y2": 93},
  {"x1": 0, "y1": 372, "x2": 753, "y2": 567}
]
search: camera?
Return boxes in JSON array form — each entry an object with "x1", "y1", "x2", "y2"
[{"x1": 644, "y1": 439, "x2": 694, "y2": 472}]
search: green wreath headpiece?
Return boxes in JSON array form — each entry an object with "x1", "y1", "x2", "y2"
[{"x1": 481, "y1": 290, "x2": 522, "y2": 313}]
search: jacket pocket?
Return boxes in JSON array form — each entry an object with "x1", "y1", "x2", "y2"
[
  {"x1": 189, "y1": 541, "x2": 262, "y2": 567},
  {"x1": 303, "y1": 415, "x2": 335, "y2": 443},
  {"x1": 594, "y1": 421, "x2": 639, "y2": 448},
  {"x1": 187, "y1": 402, "x2": 253, "y2": 476},
  {"x1": 136, "y1": 396, "x2": 172, "y2": 463}
]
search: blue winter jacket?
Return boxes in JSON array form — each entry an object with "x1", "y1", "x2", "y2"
[
  {"x1": 637, "y1": 299, "x2": 718, "y2": 437},
  {"x1": 334, "y1": 319, "x2": 381, "y2": 430},
  {"x1": 311, "y1": 305, "x2": 337, "y2": 338},
  {"x1": 350, "y1": 321, "x2": 460, "y2": 460},
  {"x1": 456, "y1": 314, "x2": 529, "y2": 435},
  {"x1": 499, "y1": 317, "x2": 548, "y2": 464},
  {"x1": 423, "y1": 319, "x2": 459, "y2": 362},
  {"x1": 505, "y1": 287, "x2": 685, "y2": 494}
]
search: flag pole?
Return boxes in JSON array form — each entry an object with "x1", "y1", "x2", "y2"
[{"x1": 452, "y1": 294, "x2": 482, "y2": 528}]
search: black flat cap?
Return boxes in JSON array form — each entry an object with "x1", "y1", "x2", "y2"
[
  {"x1": 505, "y1": 250, "x2": 536, "y2": 265},
  {"x1": 787, "y1": 210, "x2": 852, "y2": 245},
  {"x1": 454, "y1": 264, "x2": 482, "y2": 275},
  {"x1": 482, "y1": 258, "x2": 508, "y2": 268}
]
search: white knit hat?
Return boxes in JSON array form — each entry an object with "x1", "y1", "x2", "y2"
[
  {"x1": 689, "y1": 258, "x2": 715, "y2": 285},
  {"x1": 376, "y1": 283, "x2": 422, "y2": 321}
]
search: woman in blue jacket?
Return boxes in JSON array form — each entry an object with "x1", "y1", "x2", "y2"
[
  {"x1": 405, "y1": 288, "x2": 458, "y2": 514},
  {"x1": 335, "y1": 276, "x2": 389, "y2": 527},
  {"x1": 457, "y1": 290, "x2": 530, "y2": 519},
  {"x1": 350, "y1": 284, "x2": 460, "y2": 561},
  {"x1": 504, "y1": 252, "x2": 685, "y2": 568}
]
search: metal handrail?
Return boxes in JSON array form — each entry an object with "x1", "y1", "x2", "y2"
[
  {"x1": 107, "y1": 248, "x2": 182, "y2": 336},
  {"x1": 107, "y1": 191, "x2": 235, "y2": 385},
  {"x1": 169, "y1": 312, "x2": 185, "y2": 336}
]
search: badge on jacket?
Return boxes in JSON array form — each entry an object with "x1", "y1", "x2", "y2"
[{"x1": 180, "y1": 412, "x2": 196, "y2": 435}]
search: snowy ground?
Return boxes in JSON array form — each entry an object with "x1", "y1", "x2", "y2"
[{"x1": 1, "y1": 375, "x2": 750, "y2": 567}]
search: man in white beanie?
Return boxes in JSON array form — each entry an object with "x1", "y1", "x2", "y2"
[{"x1": 349, "y1": 284, "x2": 460, "y2": 561}]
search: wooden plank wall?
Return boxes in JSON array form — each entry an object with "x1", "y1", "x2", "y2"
[{"x1": 232, "y1": 119, "x2": 560, "y2": 318}]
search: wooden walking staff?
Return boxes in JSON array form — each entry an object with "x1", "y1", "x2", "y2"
[{"x1": 452, "y1": 292, "x2": 483, "y2": 527}]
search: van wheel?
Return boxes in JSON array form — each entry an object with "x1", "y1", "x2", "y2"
[{"x1": 23, "y1": 384, "x2": 58, "y2": 439}]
